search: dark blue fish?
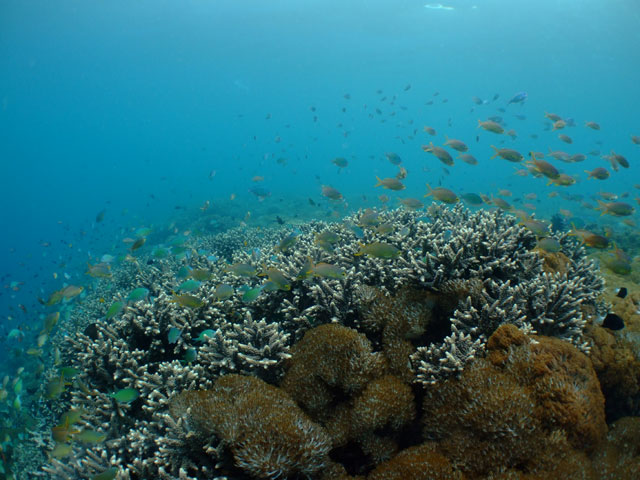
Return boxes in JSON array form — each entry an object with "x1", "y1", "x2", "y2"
[
  {"x1": 602, "y1": 313, "x2": 624, "y2": 331},
  {"x1": 507, "y1": 92, "x2": 527, "y2": 105}
]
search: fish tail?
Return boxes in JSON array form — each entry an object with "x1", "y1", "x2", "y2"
[
  {"x1": 424, "y1": 183, "x2": 433, "y2": 198},
  {"x1": 490, "y1": 145, "x2": 498, "y2": 159},
  {"x1": 596, "y1": 200, "x2": 607, "y2": 215},
  {"x1": 305, "y1": 256, "x2": 315, "y2": 272},
  {"x1": 567, "y1": 223, "x2": 583, "y2": 243},
  {"x1": 257, "y1": 263, "x2": 268, "y2": 276},
  {"x1": 374, "y1": 176, "x2": 383, "y2": 187}
]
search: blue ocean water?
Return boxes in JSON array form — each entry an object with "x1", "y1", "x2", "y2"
[
  {"x1": 0, "y1": 0, "x2": 639, "y2": 474},
  {"x1": 1, "y1": 0, "x2": 638, "y2": 349}
]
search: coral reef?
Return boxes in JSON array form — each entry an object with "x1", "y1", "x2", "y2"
[
  {"x1": 588, "y1": 325, "x2": 640, "y2": 421},
  {"x1": 281, "y1": 324, "x2": 415, "y2": 472},
  {"x1": 367, "y1": 443, "x2": 461, "y2": 480},
  {"x1": 592, "y1": 416, "x2": 640, "y2": 478},
  {"x1": 280, "y1": 324, "x2": 386, "y2": 415},
  {"x1": 25, "y1": 205, "x2": 612, "y2": 479},
  {"x1": 422, "y1": 324, "x2": 606, "y2": 476},
  {"x1": 170, "y1": 374, "x2": 332, "y2": 480}
]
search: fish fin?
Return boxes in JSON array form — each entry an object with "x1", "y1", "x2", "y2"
[
  {"x1": 301, "y1": 256, "x2": 316, "y2": 275},
  {"x1": 424, "y1": 183, "x2": 433, "y2": 197},
  {"x1": 257, "y1": 263, "x2": 267, "y2": 277}
]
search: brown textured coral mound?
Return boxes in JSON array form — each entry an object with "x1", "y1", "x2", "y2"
[
  {"x1": 509, "y1": 334, "x2": 607, "y2": 452},
  {"x1": 422, "y1": 324, "x2": 607, "y2": 476},
  {"x1": 422, "y1": 357, "x2": 546, "y2": 474},
  {"x1": 350, "y1": 375, "x2": 417, "y2": 465},
  {"x1": 466, "y1": 431, "x2": 607, "y2": 479},
  {"x1": 360, "y1": 287, "x2": 437, "y2": 382},
  {"x1": 592, "y1": 416, "x2": 640, "y2": 479},
  {"x1": 586, "y1": 325, "x2": 640, "y2": 421},
  {"x1": 281, "y1": 323, "x2": 417, "y2": 473},
  {"x1": 281, "y1": 323, "x2": 387, "y2": 416},
  {"x1": 367, "y1": 443, "x2": 463, "y2": 480},
  {"x1": 170, "y1": 374, "x2": 332, "y2": 479},
  {"x1": 352, "y1": 375, "x2": 416, "y2": 434}
]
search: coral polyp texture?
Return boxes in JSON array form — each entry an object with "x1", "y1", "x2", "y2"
[
  {"x1": 170, "y1": 374, "x2": 332, "y2": 479},
  {"x1": 27, "y1": 204, "x2": 635, "y2": 480},
  {"x1": 422, "y1": 324, "x2": 606, "y2": 475}
]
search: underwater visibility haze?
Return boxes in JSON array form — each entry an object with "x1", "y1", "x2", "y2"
[{"x1": 1, "y1": 0, "x2": 640, "y2": 478}]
